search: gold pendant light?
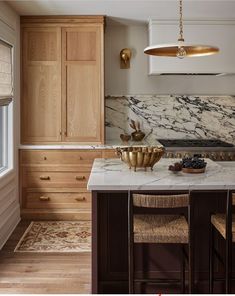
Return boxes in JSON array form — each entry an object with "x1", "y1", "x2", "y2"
[{"x1": 144, "y1": 0, "x2": 219, "y2": 58}]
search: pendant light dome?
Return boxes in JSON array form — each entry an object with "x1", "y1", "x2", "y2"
[{"x1": 144, "y1": 0, "x2": 219, "y2": 58}]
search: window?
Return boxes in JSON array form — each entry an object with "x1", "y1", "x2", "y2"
[{"x1": 0, "y1": 40, "x2": 13, "y2": 173}]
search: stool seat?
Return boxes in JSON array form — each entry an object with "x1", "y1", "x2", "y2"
[
  {"x1": 134, "y1": 214, "x2": 188, "y2": 244},
  {"x1": 211, "y1": 214, "x2": 235, "y2": 241}
]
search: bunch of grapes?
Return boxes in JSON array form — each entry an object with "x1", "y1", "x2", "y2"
[{"x1": 180, "y1": 157, "x2": 207, "y2": 169}]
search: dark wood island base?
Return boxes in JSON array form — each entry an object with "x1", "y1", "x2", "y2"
[{"x1": 92, "y1": 190, "x2": 235, "y2": 294}]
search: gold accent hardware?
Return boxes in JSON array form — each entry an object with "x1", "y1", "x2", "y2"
[
  {"x1": 39, "y1": 196, "x2": 50, "y2": 201},
  {"x1": 76, "y1": 176, "x2": 85, "y2": 181},
  {"x1": 120, "y1": 48, "x2": 132, "y2": 69},
  {"x1": 75, "y1": 197, "x2": 86, "y2": 202},
  {"x1": 116, "y1": 146, "x2": 165, "y2": 171},
  {"x1": 40, "y1": 176, "x2": 50, "y2": 180}
]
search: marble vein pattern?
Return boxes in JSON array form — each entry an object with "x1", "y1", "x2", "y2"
[
  {"x1": 87, "y1": 158, "x2": 235, "y2": 191},
  {"x1": 105, "y1": 95, "x2": 235, "y2": 145}
]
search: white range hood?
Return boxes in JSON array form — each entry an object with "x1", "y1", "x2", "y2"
[{"x1": 147, "y1": 19, "x2": 235, "y2": 75}]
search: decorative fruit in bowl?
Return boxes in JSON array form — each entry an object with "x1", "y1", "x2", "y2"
[{"x1": 180, "y1": 156, "x2": 207, "y2": 173}]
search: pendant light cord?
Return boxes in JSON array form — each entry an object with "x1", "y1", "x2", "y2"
[{"x1": 178, "y1": 0, "x2": 184, "y2": 41}]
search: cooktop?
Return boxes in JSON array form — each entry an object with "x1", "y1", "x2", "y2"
[{"x1": 158, "y1": 139, "x2": 234, "y2": 148}]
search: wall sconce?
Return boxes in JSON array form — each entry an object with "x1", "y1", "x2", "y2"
[{"x1": 120, "y1": 48, "x2": 132, "y2": 69}]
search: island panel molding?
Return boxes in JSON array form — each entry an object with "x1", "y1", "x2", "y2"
[{"x1": 105, "y1": 95, "x2": 235, "y2": 145}]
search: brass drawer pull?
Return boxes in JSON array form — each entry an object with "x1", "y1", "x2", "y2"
[
  {"x1": 75, "y1": 197, "x2": 86, "y2": 202},
  {"x1": 75, "y1": 176, "x2": 85, "y2": 181},
  {"x1": 39, "y1": 196, "x2": 50, "y2": 201},
  {"x1": 40, "y1": 176, "x2": 50, "y2": 180}
]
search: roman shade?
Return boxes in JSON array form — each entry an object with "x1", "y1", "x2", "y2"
[{"x1": 0, "y1": 39, "x2": 13, "y2": 105}]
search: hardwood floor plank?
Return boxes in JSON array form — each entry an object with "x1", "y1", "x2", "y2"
[{"x1": 0, "y1": 221, "x2": 91, "y2": 294}]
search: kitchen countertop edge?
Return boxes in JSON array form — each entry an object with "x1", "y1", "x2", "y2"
[{"x1": 19, "y1": 140, "x2": 162, "y2": 150}]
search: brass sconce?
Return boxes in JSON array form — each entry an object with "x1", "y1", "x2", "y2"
[{"x1": 120, "y1": 48, "x2": 132, "y2": 69}]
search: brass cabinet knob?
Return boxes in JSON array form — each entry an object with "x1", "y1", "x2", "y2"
[
  {"x1": 75, "y1": 176, "x2": 85, "y2": 181},
  {"x1": 39, "y1": 196, "x2": 50, "y2": 201},
  {"x1": 39, "y1": 176, "x2": 50, "y2": 180},
  {"x1": 43, "y1": 156, "x2": 47, "y2": 160},
  {"x1": 75, "y1": 197, "x2": 86, "y2": 202}
]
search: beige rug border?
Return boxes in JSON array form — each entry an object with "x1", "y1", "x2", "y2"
[
  {"x1": 14, "y1": 221, "x2": 34, "y2": 253},
  {"x1": 14, "y1": 221, "x2": 91, "y2": 253}
]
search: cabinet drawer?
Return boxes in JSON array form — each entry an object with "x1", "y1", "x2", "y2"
[
  {"x1": 23, "y1": 171, "x2": 90, "y2": 188},
  {"x1": 21, "y1": 150, "x2": 102, "y2": 165},
  {"x1": 24, "y1": 191, "x2": 91, "y2": 209}
]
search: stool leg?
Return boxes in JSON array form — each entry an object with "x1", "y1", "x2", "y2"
[
  {"x1": 128, "y1": 239, "x2": 134, "y2": 293},
  {"x1": 225, "y1": 237, "x2": 232, "y2": 293},
  {"x1": 181, "y1": 245, "x2": 186, "y2": 293},
  {"x1": 188, "y1": 239, "x2": 194, "y2": 293},
  {"x1": 209, "y1": 222, "x2": 214, "y2": 294}
]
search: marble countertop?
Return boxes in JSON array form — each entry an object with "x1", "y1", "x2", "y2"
[
  {"x1": 87, "y1": 158, "x2": 235, "y2": 191},
  {"x1": 19, "y1": 140, "x2": 162, "y2": 150}
]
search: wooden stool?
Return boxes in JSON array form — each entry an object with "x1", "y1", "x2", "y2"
[
  {"x1": 209, "y1": 191, "x2": 235, "y2": 293},
  {"x1": 128, "y1": 191, "x2": 195, "y2": 293}
]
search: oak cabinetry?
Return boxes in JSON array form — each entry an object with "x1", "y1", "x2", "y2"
[
  {"x1": 21, "y1": 16, "x2": 104, "y2": 144},
  {"x1": 21, "y1": 27, "x2": 62, "y2": 143},
  {"x1": 20, "y1": 148, "x2": 117, "y2": 219},
  {"x1": 62, "y1": 27, "x2": 104, "y2": 142},
  {"x1": 20, "y1": 149, "x2": 103, "y2": 220}
]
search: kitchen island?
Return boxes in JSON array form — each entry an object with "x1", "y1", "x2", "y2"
[{"x1": 87, "y1": 158, "x2": 235, "y2": 294}]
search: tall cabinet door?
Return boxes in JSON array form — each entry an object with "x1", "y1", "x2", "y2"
[
  {"x1": 62, "y1": 26, "x2": 104, "y2": 143},
  {"x1": 21, "y1": 27, "x2": 62, "y2": 143}
]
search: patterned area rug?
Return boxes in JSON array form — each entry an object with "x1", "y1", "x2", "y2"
[{"x1": 14, "y1": 221, "x2": 91, "y2": 253}]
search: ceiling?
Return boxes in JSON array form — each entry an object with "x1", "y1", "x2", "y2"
[{"x1": 6, "y1": 0, "x2": 235, "y2": 25}]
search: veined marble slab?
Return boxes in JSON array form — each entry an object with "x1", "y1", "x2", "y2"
[
  {"x1": 87, "y1": 158, "x2": 235, "y2": 191},
  {"x1": 105, "y1": 95, "x2": 235, "y2": 145},
  {"x1": 19, "y1": 140, "x2": 162, "y2": 150}
]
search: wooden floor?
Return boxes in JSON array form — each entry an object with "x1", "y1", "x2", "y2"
[{"x1": 0, "y1": 221, "x2": 91, "y2": 294}]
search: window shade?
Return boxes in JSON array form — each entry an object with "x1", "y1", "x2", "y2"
[{"x1": 0, "y1": 40, "x2": 13, "y2": 101}]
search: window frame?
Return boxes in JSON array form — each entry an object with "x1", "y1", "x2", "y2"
[{"x1": 0, "y1": 38, "x2": 14, "y2": 177}]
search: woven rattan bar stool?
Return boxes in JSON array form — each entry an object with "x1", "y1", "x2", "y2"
[
  {"x1": 128, "y1": 191, "x2": 195, "y2": 294},
  {"x1": 209, "y1": 191, "x2": 235, "y2": 294}
]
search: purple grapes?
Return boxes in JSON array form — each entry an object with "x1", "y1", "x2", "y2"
[{"x1": 180, "y1": 157, "x2": 207, "y2": 169}]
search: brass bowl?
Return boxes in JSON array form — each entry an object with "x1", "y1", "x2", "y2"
[{"x1": 116, "y1": 146, "x2": 165, "y2": 171}]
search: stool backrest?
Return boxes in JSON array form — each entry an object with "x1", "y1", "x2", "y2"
[{"x1": 133, "y1": 193, "x2": 189, "y2": 209}]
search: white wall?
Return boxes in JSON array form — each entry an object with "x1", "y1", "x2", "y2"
[
  {"x1": 0, "y1": 1, "x2": 20, "y2": 249},
  {"x1": 105, "y1": 24, "x2": 235, "y2": 95}
]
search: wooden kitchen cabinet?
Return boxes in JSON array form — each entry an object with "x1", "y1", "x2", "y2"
[
  {"x1": 21, "y1": 16, "x2": 104, "y2": 144},
  {"x1": 62, "y1": 26, "x2": 104, "y2": 142},
  {"x1": 20, "y1": 148, "x2": 117, "y2": 220},
  {"x1": 19, "y1": 149, "x2": 100, "y2": 220},
  {"x1": 21, "y1": 27, "x2": 62, "y2": 143}
]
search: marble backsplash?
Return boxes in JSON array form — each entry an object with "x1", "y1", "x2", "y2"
[{"x1": 105, "y1": 95, "x2": 235, "y2": 145}]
